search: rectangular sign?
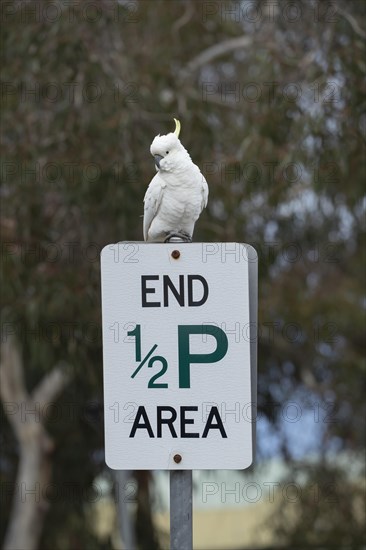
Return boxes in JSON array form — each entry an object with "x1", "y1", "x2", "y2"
[{"x1": 101, "y1": 243, "x2": 257, "y2": 469}]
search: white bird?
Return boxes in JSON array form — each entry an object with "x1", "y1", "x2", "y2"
[{"x1": 143, "y1": 119, "x2": 208, "y2": 242}]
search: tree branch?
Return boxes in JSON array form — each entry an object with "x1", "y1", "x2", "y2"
[
  {"x1": 0, "y1": 337, "x2": 27, "y2": 403},
  {"x1": 0, "y1": 337, "x2": 72, "y2": 550},
  {"x1": 179, "y1": 35, "x2": 252, "y2": 79},
  {"x1": 0, "y1": 337, "x2": 28, "y2": 438},
  {"x1": 336, "y1": 7, "x2": 366, "y2": 39},
  {"x1": 31, "y1": 362, "x2": 70, "y2": 414}
]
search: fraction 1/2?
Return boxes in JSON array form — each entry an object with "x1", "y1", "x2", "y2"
[{"x1": 127, "y1": 324, "x2": 168, "y2": 388}]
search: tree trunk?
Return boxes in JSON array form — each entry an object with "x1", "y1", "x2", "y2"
[
  {"x1": 0, "y1": 337, "x2": 70, "y2": 550},
  {"x1": 134, "y1": 470, "x2": 160, "y2": 550}
]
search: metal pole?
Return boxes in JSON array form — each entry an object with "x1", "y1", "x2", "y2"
[
  {"x1": 166, "y1": 234, "x2": 193, "y2": 550},
  {"x1": 170, "y1": 470, "x2": 193, "y2": 550}
]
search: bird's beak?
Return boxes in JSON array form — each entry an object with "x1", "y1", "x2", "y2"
[{"x1": 154, "y1": 154, "x2": 164, "y2": 169}]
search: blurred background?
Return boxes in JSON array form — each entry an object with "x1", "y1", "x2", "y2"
[{"x1": 1, "y1": 0, "x2": 365, "y2": 549}]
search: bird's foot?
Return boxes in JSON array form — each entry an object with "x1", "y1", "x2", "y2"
[{"x1": 164, "y1": 231, "x2": 192, "y2": 243}]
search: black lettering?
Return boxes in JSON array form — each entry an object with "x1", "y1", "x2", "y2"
[
  {"x1": 180, "y1": 406, "x2": 199, "y2": 438},
  {"x1": 202, "y1": 406, "x2": 227, "y2": 438},
  {"x1": 163, "y1": 275, "x2": 184, "y2": 306},
  {"x1": 141, "y1": 275, "x2": 160, "y2": 307},
  {"x1": 157, "y1": 406, "x2": 178, "y2": 437},
  {"x1": 188, "y1": 275, "x2": 209, "y2": 306},
  {"x1": 129, "y1": 406, "x2": 154, "y2": 437}
]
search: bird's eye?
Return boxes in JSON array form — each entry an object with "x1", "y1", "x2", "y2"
[{"x1": 166, "y1": 151, "x2": 169, "y2": 154}]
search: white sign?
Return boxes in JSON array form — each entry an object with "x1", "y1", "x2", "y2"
[{"x1": 101, "y1": 242, "x2": 257, "y2": 470}]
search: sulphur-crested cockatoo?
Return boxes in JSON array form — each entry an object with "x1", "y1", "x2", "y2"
[{"x1": 143, "y1": 119, "x2": 208, "y2": 242}]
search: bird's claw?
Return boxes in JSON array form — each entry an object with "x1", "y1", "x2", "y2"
[{"x1": 164, "y1": 231, "x2": 192, "y2": 243}]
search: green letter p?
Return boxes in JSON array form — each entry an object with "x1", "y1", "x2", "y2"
[{"x1": 178, "y1": 325, "x2": 228, "y2": 389}]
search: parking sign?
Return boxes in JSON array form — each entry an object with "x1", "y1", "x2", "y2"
[{"x1": 101, "y1": 242, "x2": 257, "y2": 469}]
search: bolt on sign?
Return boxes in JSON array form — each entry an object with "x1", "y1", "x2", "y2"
[{"x1": 101, "y1": 243, "x2": 257, "y2": 470}]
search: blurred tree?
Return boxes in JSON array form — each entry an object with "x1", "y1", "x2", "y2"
[
  {"x1": 1, "y1": 0, "x2": 365, "y2": 548},
  {"x1": 0, "y1": 337, "x2": 70, "y2": 550}
]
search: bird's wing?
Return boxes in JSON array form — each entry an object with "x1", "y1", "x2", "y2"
[
  {"x1": 143, "y1": 173, "x2": 166, "y2": 241},
  {"x1": 200, "y1": 174, "x2": 209, "y2": 210}
]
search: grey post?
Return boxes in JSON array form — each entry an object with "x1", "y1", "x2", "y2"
[
  {"x1": 166, "y1": 235, "x2": 193, "y2": 550},
  {"x1": 170, "y1": 470, "x2": 193, "y2": 550}
]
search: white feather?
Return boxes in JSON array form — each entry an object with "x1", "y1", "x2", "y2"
[
  {"x1": 143, "y1": 173, "x2": 166, "y2": 241},
  {"x1": 143, "y1": 124, "x2": 209, "y2": 242}
]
